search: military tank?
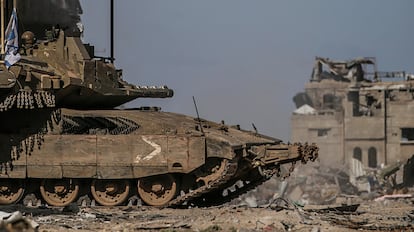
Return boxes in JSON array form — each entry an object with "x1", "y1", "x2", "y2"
[{"x1": 0, "y1": 1, "x2": 318, "y2": 207}]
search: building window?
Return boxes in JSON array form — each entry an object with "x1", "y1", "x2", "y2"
[
  {"x1": 353, "y1": 147, "x2": 362, "y2": 162},
  {"x1": 368, "y1": 147, "x2": 377, "y2": 168},
  {"x1": 308, "y1": 128, "x2": 330, "y2": 137},
  {"x1": 401, "y1": 128, "x2": 414, "y2": 141},
  {"x1": 317, "y1": 129, "x2": 329, "y2": 137},
  {"x1": 323, "y1": 94, "x2": 335, "y2": 109}
]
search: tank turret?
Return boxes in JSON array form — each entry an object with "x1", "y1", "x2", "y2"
[{"x1": 0, "y1": 28, "x2": 173, "y2": 111}]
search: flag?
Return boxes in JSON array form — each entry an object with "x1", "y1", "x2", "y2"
[{"x1": 4, "y1": 8, "x2": 20, "y2": 69}]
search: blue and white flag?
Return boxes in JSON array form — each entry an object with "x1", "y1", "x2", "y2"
[{"x1": 4, "y1": 8, "x2": 20, "y2": 69}]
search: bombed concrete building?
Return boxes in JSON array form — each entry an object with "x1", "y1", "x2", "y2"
[{"x1": 292, "y1": 57, "x2": 414, "y2": 176}]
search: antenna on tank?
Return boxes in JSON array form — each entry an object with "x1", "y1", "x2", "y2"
[
  {"x1": 110, "y1": 0, "x2": 114, "y2": 63},
  {"x1": 252, "y1": 123, "x2": 258, "y2": 135},
  {"x1": 192, "y1": 96, "x2": 205, "y2": 135}
]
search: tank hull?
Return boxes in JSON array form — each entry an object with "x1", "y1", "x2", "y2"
[{"x1": 0, "y1": 108, "x2": 318, "y2": 206}]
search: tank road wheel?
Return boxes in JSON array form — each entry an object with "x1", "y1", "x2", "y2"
[
  {"x1": 40, "y1": 179, "x2": 79, "y2": 207},
  {"x1": 0, "y1": 179, "x2": 24, "y2": 205},
  {"x1": 91, "y1": 180, "x2": 130, "y2": 206},
  {"x1": 137, "y1": 174, "x2": 177, "y2": 206}
]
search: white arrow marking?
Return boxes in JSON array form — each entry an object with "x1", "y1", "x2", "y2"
[{"x1": 135, "y1": 136, "x2": 162, "y2": 163}]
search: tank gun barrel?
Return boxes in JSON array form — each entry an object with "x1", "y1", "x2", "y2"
[{"x1": 128, "y1": 85, "x2": 174, "y2": 98}]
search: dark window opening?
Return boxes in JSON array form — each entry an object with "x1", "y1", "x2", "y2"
[
  {"x1": 323, "y1": 94, "x2": 335, "y2": 109},
  {"x1": 322, "y1": 94, "x2": 342, "y2": 111},
  {"x1": 348, "y1": 91, "x2": 361, "y2": 117},
  {"x1": 401, "y1": 128, "x2": 414, "y2": 141},
  {"x1": 353, "y1": 147, "x2": 362, "y2": 162},
  {"x1": 368, "y1": 147, "x2": 377, "y2": 168},
  {"x1": 309, "y1": 128, "x2": 331, "y2": 137},
  {"x1": 317, "y1": 129, "x2": 329, "y2": 137}
]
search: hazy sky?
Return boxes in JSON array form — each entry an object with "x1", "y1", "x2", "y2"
[{"x1": 79, "y1": 0, "x2": 414, "y2": 141}]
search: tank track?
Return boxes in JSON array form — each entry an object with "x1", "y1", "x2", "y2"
[
  {"x1": 188, "y1": 164, "x2": 295, "y2": 207},
  {"x1": 173, "y1": 143, "x2": 318, "y2": 207},
  {"x1": 166, "y1": 159, "x2": 239, "y2": 207},
  {"x1": 188, "y1": 171, "x2": 267, "y2": 207},
  {"x1": 13, "y1": 153, "x2": 309, "y2": 208},
  {"x1": 217, "y1": 176, "x2": 269, "y2": 205},
  {"x1": 14, "y1": 161, "x2": 292, "y2": 208},
  {"x1": 167, "y1": 161, "x2": 296, "y2": 207}
]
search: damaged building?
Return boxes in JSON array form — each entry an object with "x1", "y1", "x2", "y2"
[{"x1": 292, "y1": 57, "x2": 414, "y2": 186}]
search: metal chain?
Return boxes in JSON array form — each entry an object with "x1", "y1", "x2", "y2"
[{"x1": 0, "y1": 91, "x2": 56, "y2": 111}]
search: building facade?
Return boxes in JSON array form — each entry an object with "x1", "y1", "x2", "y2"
[{"x1": 292, "y1": 57, "x2": 414, "y2": 171}]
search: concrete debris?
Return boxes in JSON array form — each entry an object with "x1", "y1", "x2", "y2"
[
  {"x1": 82, "y1": 213, "x2": 96, "y2": 219},
  {"x1": 243, "y1": 196, "x2": 258, "y2": 208},
  {"x1": 236, "y1": 162, "x2": 412, "y2": 208},
  {"x1": 374, "y1": 194, "x2": 412, "y2": 202},
  {"x1": 303, "y1": 204, "x2": 360, "y2": 213},
  {"x1": 0, "y1": 199, "x2": 407, "y2": 231},
  {"x1": 0, "y1": 211, "x2": 39, "y2": 232},
  {"x1": 134, "y1": 219, "x2": 191, "y2": 230}
]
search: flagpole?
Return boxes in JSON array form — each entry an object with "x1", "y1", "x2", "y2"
[
  {"x1": 4, "y1": 0, "x2": 20, "y2": 68},
  {"x1": 1, "y1": 0, "x2": 4, "y2": 55}
]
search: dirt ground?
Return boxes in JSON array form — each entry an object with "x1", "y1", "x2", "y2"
[
  {"x1": 0, "y1": 164, "x2": 412, "y2": 232},
  {"x1": 0, "y1": 197, "x2": 412, "y2": 232}
]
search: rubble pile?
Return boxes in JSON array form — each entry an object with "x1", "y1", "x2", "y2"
[
  {"x1": 27, "y1": 200, "x2": 414, "y2": 231},
  {"x1": 236, "y1": 165, "x2": 352, "y2": 206},
  {"x1": 0, "y1": 189, "x2": 410, "y2": 231},
  {"x1": 237, "y1": 162, "x2": 413, "y2": 207}
]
